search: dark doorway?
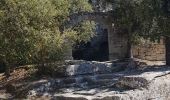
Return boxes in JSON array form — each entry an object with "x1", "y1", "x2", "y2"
[{"x1": 73, "y1": 28, "x2": 109, "y2": 61}]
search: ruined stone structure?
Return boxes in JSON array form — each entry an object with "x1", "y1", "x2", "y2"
[
  {"x1": 133, "y1": 39, "x2": 166, "y2": 61},
  {"x1": 63, "y1": 1, "x2": 165, "y2": 61},
  {"x1": 65, "y1": 11, "x2": 165, "y2": 61}
]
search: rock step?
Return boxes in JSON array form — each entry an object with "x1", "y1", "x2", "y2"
[
  {"x1": 95, "y1": 74, "x2": 119, "y2": 79},
  {"x1": 64, "y1": 60, "x2": 129, "y2": 76},
  {"x1": 51, "y1": 70, "x2": 170, "y2": 100},
  {"x1": 63, "y1": 78, "x2": 118, "y2": 89},
  {"x1": 56, "y1": 74, "x2": 120, "y2": 88},
  {"x1": 27, "y1": 66, "x2": 170, "y2": 100},
  {"x1": 31, "y1": 73, "x2": 121, "y2": 93},
  {"x1": 84, "y1": 79, "x2": 115, "y2": 86}
]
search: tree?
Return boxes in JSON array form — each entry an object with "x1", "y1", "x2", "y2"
[
  {"x1": 112, "y1": 0, "x2": 170, "y2": 65},
  {"x1": 105, "y1": 0, "x2": 170, "y2": 65},
  {"x1": 131, "y1": 0, "x2": 170, "y2": 65},
  {"x1": 161, "y1": 0, "x2": 170, "y2": 65},
  {"x1": 0, "y1": 0, "x2": 95, "y2": 76}
]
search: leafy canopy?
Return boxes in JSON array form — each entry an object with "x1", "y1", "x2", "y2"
[{"x1": 0, "y1": 0, "x2": 95, "y2": 66}]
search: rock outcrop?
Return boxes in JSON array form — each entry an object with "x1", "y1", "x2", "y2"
[
  {"x1": 25, "y1": 60, "x2": 170, "y2": 100},
  {"x1": 64, "y1": 60, "x2": 129, "y2": 76}
]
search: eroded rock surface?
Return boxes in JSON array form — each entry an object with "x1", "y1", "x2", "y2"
[
  {"x1": 64, "y1": 60, "x2": 128, "y2": 76},
  {"x1": 26, "y1": 60, "x2": 170, "y2": 100}
]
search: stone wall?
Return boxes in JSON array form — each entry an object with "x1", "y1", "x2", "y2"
[
  {"x1": 132, "y1": 39, "x2": 165, "y2": 61},
  {"x1": 108, "y1": 25, "x2": 128, "y2": 60},
  {"x1": 63, "y1": 45, "x2": 73, "y2": 60}
]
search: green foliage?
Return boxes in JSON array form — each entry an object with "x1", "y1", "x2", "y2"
[
  {"x1": 70, "y1": 0, "x2": 93, "y2": 13},
  {"x1": 130, "y1": 0, "x2": 170, "y2": 42},
  {"x1": 103, "y1": 0, "x2": 170, "y2": 42},
  {"x1": 73, "y1": 21, "x2": 96, "y2": 43},
  {"x1": 51, "y1": 0, "x2": 95, "y2": 43},
  {"x1": 0, "y1": 0, "x2": 59, "y2": 66},
  {"x1": 134, "y1": 0, "x2": 163, "y2": 40},
  {"x1": 0, "y1": 0, "x2": 94, "y2": 74},
  {"x1": 99, "y1": 0, "x2": 170, "y2": 59}
]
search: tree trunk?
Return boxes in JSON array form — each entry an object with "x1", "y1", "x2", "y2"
[
  {"x1": 127, "y1": 40, "x2": 133, "y2": 59},
  {"x1": 126, "y1": 32, "x2": 133, "y2": 59},
  {"x1": 126, "y1": 31, "x2": 137, "y2": 69},
  {"x1": 165, "y1": 37, "x2": 170, "y2": 66},
  {"x1": 4, "y1": 62, "x2": 10, "y2": 77}
]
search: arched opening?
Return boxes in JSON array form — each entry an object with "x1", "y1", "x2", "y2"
[{"x1": 73, "y1": 27, "x2": 109, "y2": 61}]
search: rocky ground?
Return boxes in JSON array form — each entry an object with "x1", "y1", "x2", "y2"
[{"x1": 0, "y1": 59, "x2": 169, "y2": 100}]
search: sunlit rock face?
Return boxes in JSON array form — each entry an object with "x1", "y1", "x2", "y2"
[
  {"x1": 65, "y1": 63, "x2": 111, "y2": 76},
  {"x1": 64, "y1": 60, "x2": 129, "y2": 76},
  {"x1": 27, "y1": 60, "x2": 170, "y2": 100}
]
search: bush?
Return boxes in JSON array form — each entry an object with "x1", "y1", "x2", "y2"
[{"x1": 36, "y1": 61, "x2": 66, "y2": 77}]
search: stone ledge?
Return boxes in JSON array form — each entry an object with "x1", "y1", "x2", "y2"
[
  {"x1": 64, "y1": 60, "x2": 128, "y2": 76},
  {"x1": 26, "y1": 66, "x2": 170, "y2": 100},
  {"x1": 53, "y1": 73, "x2": 170, "y2": 100},
  {"x1": 115, "y1": 67, "x2": 170, "y2": 89}
]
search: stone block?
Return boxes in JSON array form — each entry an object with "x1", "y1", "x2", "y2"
[{"x1": 65, "y1": 61, "x2": 112, "y2": 76}]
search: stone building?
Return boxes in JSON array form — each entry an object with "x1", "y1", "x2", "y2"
[
  {"x1": 64, "y1": 0, "x2": 166, "y2": 61},
  {"x1": 67, "y1": 17, "x2": 166, "y2": 61},
  {"x1": 72, "y1": 25, "x2": 165, "y2": 61}
]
